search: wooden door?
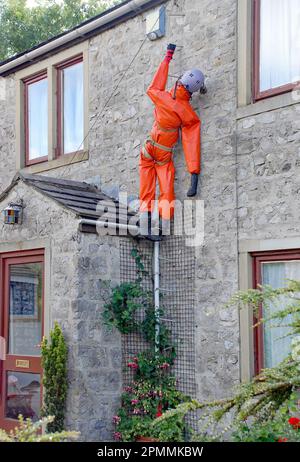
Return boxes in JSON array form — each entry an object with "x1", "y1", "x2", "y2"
[{"x1": 0, "y1": 250, "x2": 44, "y2": 431}]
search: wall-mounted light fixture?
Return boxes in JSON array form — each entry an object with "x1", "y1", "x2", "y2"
[
  {"x1": 3, "y1": 201, "x2": 23, "y2": 225},
  {"x1": 146, "y1": 5, "x2": 166, "y2": 41}
]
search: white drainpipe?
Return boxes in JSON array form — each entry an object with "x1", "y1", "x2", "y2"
[
  {"x1": 153, "y1": 241, "x2": 160, "y2": 354},
  {"x1": 0, "y1": 0, "x2": 159, "y2": 75}
]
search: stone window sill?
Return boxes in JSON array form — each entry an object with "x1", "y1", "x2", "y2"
[
  {"x1": 20, "y1": 150, "x2": 89, "y2": 174},
  {"x1": 236, "y1": 91, "x2": 299, "y2": 120}
]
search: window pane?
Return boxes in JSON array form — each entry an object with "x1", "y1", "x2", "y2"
[
  {"x1": 261, "y1": 261, "x2": 300, "y2": 368},
  {"x1": 6, "y1": 371, "x2": 41, "y2": 421},
  {"x1": 63, "y1": 61, "x2": 83, "y2": 154},
  {"x1": 9, "y1": 263, "x2": 43, "y2": 356},
  {"x1": 260, "y1": 0, "x2": 300, "y2": 91},
  {"x1": 28, "y1": 78, "x2": 48, "y2": 160}
]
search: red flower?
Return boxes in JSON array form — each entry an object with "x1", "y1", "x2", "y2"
[
  {"x1": 156, "y1": 403, "x2": 163, "y2": 418},
  {"x1": 160, "y1": 362, "x2": 170, "y2": 369},
  {"x1": 278, "y1": 438, "x2": 288, "y2": 442},
  {"x1": 288, "y1": 417, "x2": 300, "y2": 429},
  {"x1": 127, "y1": 362, "x2": 138, "y2": 369}
]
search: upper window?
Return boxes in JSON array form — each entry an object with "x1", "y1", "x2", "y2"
[
  {"x1": 253, "y1": 0, "x2": 300, "y2": 100},
  {"x1": 24, "y1": 72, "x2": 48, "y2": 165},
  {"x1": 252, "y1": 250, "x2": 300, "y2": 373},
  {"x1": 22, "y1": 54, "x2": 84, "y2": 167},
  {"x1": 56, "y1": 56, "x2": 84, "y2": 156}
]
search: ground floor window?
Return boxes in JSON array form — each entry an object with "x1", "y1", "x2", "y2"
[
  {"x1": 0, "y1": 249, "x2": 44, "y2": 431},
  {"x1": 251, "y1": 250, "x2": 300, "y2": 373}
]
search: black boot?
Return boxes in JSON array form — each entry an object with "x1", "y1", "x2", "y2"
[{"x1": 187, "y1": 173, "x2": 199, "y2": 197}]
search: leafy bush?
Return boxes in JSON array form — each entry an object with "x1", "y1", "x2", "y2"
[
  {"x1": 0, "y1": 415, "x2": 79, "y2": 442},
  {"x1": 41, "y1": 322, "x2": 68, "y2": 432},
  {"x1": 232, "y1": 398, "x2": 300, "y2": 442},
  {"x1": 153, "y1": 281, "x2": 300, "y2": 442},
  {"x1": 105, "y1": 249, "x2": 190, "y2": 442}
]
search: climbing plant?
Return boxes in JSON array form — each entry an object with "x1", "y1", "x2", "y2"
[
  {"x1": 102, "y1": 248, "x2": 189, "y2": 441},
  {"x1": 102, "y1": 249, "x2": 175, "y2": 359},
  {"x1": 41, "y1": 322, "x2": 68, "y2": 433},
  {"x1": 152, "y1": 280, "x2": 300, "y2": 442}
]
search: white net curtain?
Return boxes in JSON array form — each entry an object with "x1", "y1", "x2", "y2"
[
  {"x1": 262, "y1": 261, "x2": 300, "y2": 368},
  {"x1": 260, "y1": 0, "x2": 300, "y2": 92}
]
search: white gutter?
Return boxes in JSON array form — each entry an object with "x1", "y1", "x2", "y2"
[
  {"x1": 0, "y1": 0, "x2": 158, "y2": 75},
  {"x1": 78, "y1": 218, "x2": 140, "y2": 234}
]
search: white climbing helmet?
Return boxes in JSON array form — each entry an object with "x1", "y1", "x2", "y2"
[{"x1": 180, "y1": 69, "x2": 206, "y2": 94}]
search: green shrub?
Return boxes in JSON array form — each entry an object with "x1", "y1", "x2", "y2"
[
  {"x1": 41, "y1": 322, "x2": 68, "y2": 432},
  {"x1": 0, "y1": 415, "x2": 79, "y2": 442}
]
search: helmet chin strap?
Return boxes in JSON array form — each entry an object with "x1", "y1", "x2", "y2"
[
  {"x1": 173, "y1": 76, "x2": 193, "y2": 100},
  {"x1": 173, "y1": 78, "x2": 180, "y2": 100}
]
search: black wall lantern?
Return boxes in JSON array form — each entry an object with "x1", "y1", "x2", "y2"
[{"x1": 3, "y1": 202, "x2": 23, "y2": 225}]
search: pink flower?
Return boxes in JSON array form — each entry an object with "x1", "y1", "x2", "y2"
[
  {"x1": 160, "y1": 362, "x2": 170, "y2": 369},
  {"x1": 124, "y1": 386, "x2": 133, "y2": 393},
  {"x1": 112, "y1": 415, "x2": 121, "y2": 424},
  {"x1": 133, "y1": 408, "x2": 141, "y2": 415},
  {"x1": 131, "y1": 399, "x2": 139, "y2": 405},
  {"x1": 127, "y1": 362, "x2": 138, "y2": 369},
  {"x1": 113, "y1": 432, "x2": 122, "y2": 441}
]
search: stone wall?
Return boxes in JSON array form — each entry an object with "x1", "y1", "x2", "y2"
[
  {"x1": 0, "y1": 75, "x2": 16, "y2": 192},
  {"x1": 1, "y1": 0, "x2": 300, "y2": 431},
  {"x1": 0, "y1": 182, "x2": 123, "y2": 441},
  {"x1": 0, "y1": 0, "x2": 241, "y2": 407},
  {"x1": 237, "y1": 104, "x2": 300, "y2": 241}
]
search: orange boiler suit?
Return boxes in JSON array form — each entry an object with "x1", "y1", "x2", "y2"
[{"x1": 139, "y1": 59, "x2": 201, "y2": 220}]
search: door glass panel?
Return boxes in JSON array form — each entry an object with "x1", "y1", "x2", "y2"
[
  {"x1": 6, "y1": 371, "x2": 41, "y2": 421},
  {"x1": 261, "y1": 260, "x2": 300, "y2": 367},
  {"x1": 9, "y1": 263, "x2": 43, "y2": 356}
]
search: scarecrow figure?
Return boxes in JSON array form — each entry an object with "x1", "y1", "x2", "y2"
[{"x1": 140, "y1": 44, "x2": 206, "y2": 241}]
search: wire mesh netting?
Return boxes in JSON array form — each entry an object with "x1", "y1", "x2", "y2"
[{"x1": 120, "y1": 236, "x2": 196, "y2": 400}]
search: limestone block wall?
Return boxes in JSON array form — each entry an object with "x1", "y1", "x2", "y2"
[
  {"x1": 237, "y1": 104, "x2": 300, "y2": 242},
  {"x1": 0, "y1": 0, "x2": 241, "y2": 405},
  {"x1": 1, "y1": 0, "x2": 299, "y2": 415},
  {"x1": 0, "y1": 75, "x2": 16, "y2": 192},
  {"x1": 0, "y1": 182, "x2": 123, "y2": 441}
]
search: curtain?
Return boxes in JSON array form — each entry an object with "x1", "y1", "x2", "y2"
[
  {"x1": 28, "y1": 78, "x2": 48, "y2": 160},
  {"x1": 260, "y1": 0, "x2": 300, "y2": 91},
  {"x1": 262, "y1": 261, "x2": 300, "y2": 368},
  {"x1": 63, "y1": 62, "x2": 84, "y2": 154}
]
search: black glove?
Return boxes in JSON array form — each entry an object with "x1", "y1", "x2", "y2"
[
  {"x1": 167, "y1": 43, "x2": 177, "y2": 51},
  {"x1": 187, "y1": 173, "x2": 199, "y2": 197},
  {"x1": 165, "y1": 44, "x2": 176, "y2": 62}
]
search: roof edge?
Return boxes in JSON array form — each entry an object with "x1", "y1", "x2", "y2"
[{"x1": 0, "y1": 0, "x2": 166, "y2": 77}]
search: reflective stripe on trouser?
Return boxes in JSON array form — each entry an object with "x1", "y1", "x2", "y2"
[{"x1": 139, "y1": 145, "x2": 175, "y2": 220}]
